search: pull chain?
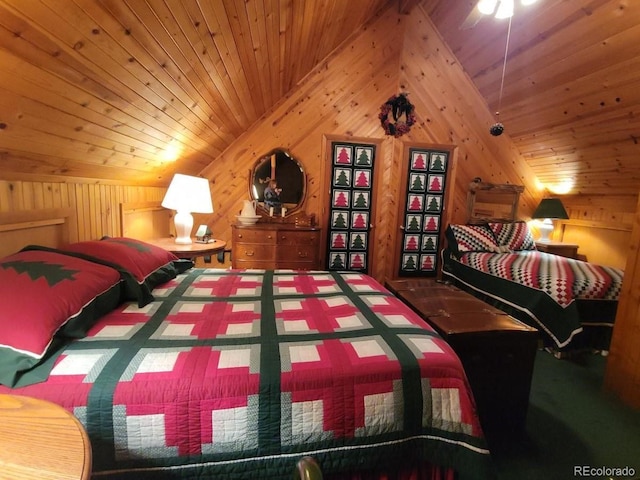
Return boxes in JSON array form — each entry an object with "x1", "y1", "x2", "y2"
[{"x1": 490, "y1": 15, "x2": 513, "y2": 136}]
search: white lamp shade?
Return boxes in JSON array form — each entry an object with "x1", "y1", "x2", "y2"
[{"x1": 162, "y1": 174, "x2": 213, "y2": 244}]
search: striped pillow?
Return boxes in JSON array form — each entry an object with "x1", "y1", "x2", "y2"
[
  {"x1": 489, "y1": 221, "x2": 536, "y2": 250},
  {"x1": 446, "y1": 224, "x2": 500, "y2": 256}
]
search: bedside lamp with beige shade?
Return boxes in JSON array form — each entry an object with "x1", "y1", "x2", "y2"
[{"x1": 161, "y1": 174, "x2": 213, "y2": 244}]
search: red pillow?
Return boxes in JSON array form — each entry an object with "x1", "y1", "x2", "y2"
[
  {"x1": 62, "y1": 237, "x2": 179, "y2": 307},
  {"x1": 0, "y1": 250, "x2": 122, "y2": 387}
]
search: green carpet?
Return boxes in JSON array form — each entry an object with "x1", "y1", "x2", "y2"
[{"x1": 486, "y1": 350, "x2": 640, "y2": 480}]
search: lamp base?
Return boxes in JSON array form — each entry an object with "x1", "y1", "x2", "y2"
[
  {"x1": 173, "y1": 211, "x2": 194, "y2": 244},
  {"x1": 538, "y1": 219, "x2": 554, "y2": 242}
]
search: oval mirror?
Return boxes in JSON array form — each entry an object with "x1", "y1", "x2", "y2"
[{"x1": 250, "y1": 149, "x2": 306, "y2": 216}]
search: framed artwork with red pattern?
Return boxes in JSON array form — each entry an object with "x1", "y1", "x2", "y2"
[
  {"x1": 398, "y1": 148, "x2": 450, "y2": 277},
  {"x1": 327, "y1": 142, "x2": 376, "y2": 272}
]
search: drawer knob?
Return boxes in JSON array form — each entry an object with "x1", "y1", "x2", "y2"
[
  {"x1": 245, "y1": 250, "x2": 255, "y2": 257},
  {"x1": 298, "y1": 251, "x2": 308, "y2": 258}
]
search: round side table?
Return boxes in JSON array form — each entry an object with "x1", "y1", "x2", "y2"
[
  {"x1": 0, "y1": 394, "x2": 92, "y2": 479},
  {"x1": 146, "y1": 237, "x2": 227, "y2": 260}
]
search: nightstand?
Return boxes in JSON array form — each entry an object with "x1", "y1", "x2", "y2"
[
  {"x1": 0, "y1": 394, "x2": 92, "y2": 479},
  {"x1": 535, "y1": 240, "x2": 579, "y2": 259},
  {"x1": 146, "y1": 238, "x2": 227, "y2": 260}
]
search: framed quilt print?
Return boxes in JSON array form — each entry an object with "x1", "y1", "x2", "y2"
[
  {"x1": 398, "y1": 148, "x2": 450, "y2": 276},
  {"x1": 326, "y1": 142, "x2": 376, "y2": 272}
]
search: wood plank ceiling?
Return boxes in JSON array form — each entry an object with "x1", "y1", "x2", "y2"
[
  {"x1": 423, "y1": 0, "x2": 640, "y2": 196},
  {"x1": 1, "y1": 0, "x2": 639, "y2": 197},
  {"x1": 0, "y1": 0, "x2": 390, "y2": 184}
]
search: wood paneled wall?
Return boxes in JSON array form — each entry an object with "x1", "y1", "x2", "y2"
[
  {"x1": 0, "y1": 179, "x2": 165, "y2": 246},
  {"x1": 605, "y1": 193, "x2": 640, "y2": 409},
  {"x1": 200, "y1": 6, "x2": 542, "y2": 283},
  {"x1": 558, "y1": 194, "x2": 637, "y2": 269}
]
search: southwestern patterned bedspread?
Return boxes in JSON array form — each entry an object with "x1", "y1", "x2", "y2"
[
  {"x1": 0, "y1": 269, "x2": 491, "y2": 479},
  {"x1": 443, "y1": 250, "x2": 624, "y2": 349}
]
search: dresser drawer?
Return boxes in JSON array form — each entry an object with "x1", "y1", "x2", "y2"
[
  {"x1": 276, "y1": 231, "x2": 319, "y2": 246},
  {"x1": 234, "y1": 244, "x2": 276, "y2": 262},
  {"x1": 233, "y1": 258, "x2": 277, "y2": 269},
  {"x1": 276, "y1": 244, "x2": 318, "y2": 266},
  {"x1": 234, "y1": 228, "x2": 277, "y2": 244}
]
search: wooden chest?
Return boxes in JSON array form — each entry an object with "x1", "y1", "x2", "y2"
[
  {"x1": 386, "y1": 278, "x2": 538, "y2": 435},
  {"x1": 232, "y1": 223, "x2": 321, "y2": 270}
]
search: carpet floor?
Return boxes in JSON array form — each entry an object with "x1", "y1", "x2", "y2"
[{"x1": 486, "y1": 350, "x2": 640, "y2": 480}]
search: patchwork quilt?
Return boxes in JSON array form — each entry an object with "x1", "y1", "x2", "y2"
[
  {"x1": 443, "y1": 250, "x2": 624, "y2": 348},
  {"x1": 0, "y1": 269, "x2": 491, "y2": 480}
]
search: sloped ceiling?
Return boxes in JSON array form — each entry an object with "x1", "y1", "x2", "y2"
[
  {"x1": 0, "y1": 0, "x2": 390, "y2": 184},
  {"x1": 1, "y1": 0, "x2": 639, "y2": 196},
  {"x1": 423, "y1": 0, "x2": 640, "y2": 196}
]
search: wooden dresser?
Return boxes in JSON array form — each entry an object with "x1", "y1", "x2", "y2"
[{"x1": 232, "y1": 223, "x2": 321, "y2": 270}]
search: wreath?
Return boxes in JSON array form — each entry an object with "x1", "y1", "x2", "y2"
[{"x1": 379, "y1": 93, "x2": 416, "y2": 137}]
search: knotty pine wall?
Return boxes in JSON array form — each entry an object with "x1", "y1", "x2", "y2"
[
  {"x1": 560, "y1": 194, "x2": 637, "y2": 269},
  {"x1": 605, "y1": 192, "x2": 640, "y2": 409},
  {"x1": 0, "y1": 179, "x2": 165, "y2": 244},
  {"x1": 200, "y1": 6, "x2": 542, "y2": 282}
]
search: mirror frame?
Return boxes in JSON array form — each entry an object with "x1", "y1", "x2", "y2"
[{"x1": 250, "y1": 148, "x2": 306, "y2": 217}]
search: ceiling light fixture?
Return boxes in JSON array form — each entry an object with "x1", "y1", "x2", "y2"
[
  {"x1": 495, "y1": 0, "x2": 514, "y2": 19},
  {"x1": 477, "y1": 0, "x2": 538, "y2": 19},
  {"x1": 477, "y1": 0, "x2": 539, "y2": 135},
  {"x1": 477, "y1": 0, "x2": 498, "y2": 15}
]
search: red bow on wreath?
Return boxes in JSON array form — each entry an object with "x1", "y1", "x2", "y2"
[{"x1": 379, "y1": 93, "x2": 416, "y2": 137}]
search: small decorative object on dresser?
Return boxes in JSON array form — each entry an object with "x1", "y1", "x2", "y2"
[
  {"x1": 236, "y1": 199, "x2": 261, "y2": 225},
  {"x1": 232, "y1": 223, "x2": 321, "y2": 270}
]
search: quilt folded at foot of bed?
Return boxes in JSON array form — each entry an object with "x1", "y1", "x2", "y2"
[{"x1": 0, "y1": 269, "x2": 491, "y2": 480}]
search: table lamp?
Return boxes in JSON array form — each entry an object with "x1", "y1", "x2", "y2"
[
  {"x1": 162, "y1": 174, "x2": 213, "y2": 244},
  {"x1": 532, "y1": 197, "x2": 568, "y2": 242}
]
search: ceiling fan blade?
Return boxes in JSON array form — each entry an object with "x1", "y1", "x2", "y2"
[{"x1": 460, "y1": 3, "x2": 484, "y2": 30}]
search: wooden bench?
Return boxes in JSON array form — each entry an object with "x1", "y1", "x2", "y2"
[{"x1": 386, "y1": 278, "x2": 538, "y2": 435}]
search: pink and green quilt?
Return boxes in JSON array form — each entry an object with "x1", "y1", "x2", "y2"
[{"x1": 0, "y1": 269, "x2": 491, "y2": 479}]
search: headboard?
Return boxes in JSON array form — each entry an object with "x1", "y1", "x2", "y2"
[
  {"x1": 467, "y1": 179, "x2": 524, "y2": 224},
  {"x1": 0, "y1": 208, "x2": 75, "y2": 258}
]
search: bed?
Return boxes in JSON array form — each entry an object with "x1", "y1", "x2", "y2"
[
  {"x1": 0, "y1": 211, "x2": 491, "y2": 480},
  {"x1": 441, "y1": 181, "x2": 624, "y2": 351}
]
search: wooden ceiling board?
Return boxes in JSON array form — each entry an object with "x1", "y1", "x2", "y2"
[
  {"x1": 421, "y1": 0, "x2": 640, "y2": 197},
  {"x1": 0, "y1": 0, "x2": 638, "y2": 198}
]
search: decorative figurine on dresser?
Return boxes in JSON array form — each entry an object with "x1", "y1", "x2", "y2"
[{"x1": 232, "y1": 149, "x2": 321, "y2": 270}]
